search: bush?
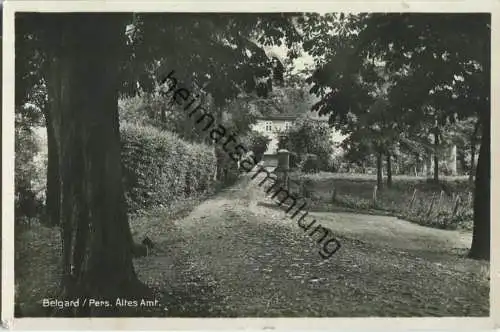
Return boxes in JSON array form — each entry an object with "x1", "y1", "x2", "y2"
[
  {"x1": 119, "y1": 94, "x2": 210, "y2": 145},
  {"x1": 281, "y1": 117, "x2": 334, "y2": 170},
  {"x1": 120, "y1": 122, "x2": 216, "y2": 213},
  {"x1": 215, "y1": 146, "x2": 240, "y2": 186},
  {"x1": 15, "y1": 125, "x2": 46, "y2": 223},
  {"x1": 245, "y1": 130, "x2": 271, "y2": 163},
  {"x1": 301, "y1": 154, "x2": 320, "y2": 173},
  {"x1": 289, "y1": 151, "x2": 299, "y2": 169}
]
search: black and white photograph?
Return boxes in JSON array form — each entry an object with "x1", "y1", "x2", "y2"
[{"x1": 2, "y1": 1, "x2": 495, "y2": 328}]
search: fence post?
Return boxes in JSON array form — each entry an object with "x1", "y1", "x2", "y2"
[
  {"x1": 426, "y1": 193, "x2": 437, "y2": 220},
  {"x1": 276, "y1": 149, "x2": 290, "y2": 191},
  {"x1": 408, "y1": 189, "x2": 418, "y2": 212},
  {"x1": 301, "y1": 179, "x2": 310, "y2": 198},
  {"x1": 372, "y1": 185, "x2": 378, "y2": 208},
  {"x1": 331, "y1": 187, "x2": 337, "y2": 203},
  {"x1": 436, "y1": 190, "x2": 444, "y2": 215},
  {"x1": 451, "y1": 195, "x2": 461, "y2": 218}
]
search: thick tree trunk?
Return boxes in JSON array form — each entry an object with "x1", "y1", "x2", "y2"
[
  {"x1": 376, "y1": 152, "x2": 383, "y2": 188},
  {"x1": 469, "y1": 114, "x2": 490, "y2": 260},
  {"x1": 386, "y1": 154, "x2": 392, "y2": 187},
  {"x1": 48, "y1": 15, "x2": 147, "y2": 316}
]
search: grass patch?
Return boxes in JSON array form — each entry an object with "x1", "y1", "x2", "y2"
[
  {"x1": 15, "y1": 222, "x2": 62, "y2": 317},
  {"x1": 289, "y1": 172, "x2": 474, "y2": 231},
  {"x1": 14, "y1": 195, "x2": 206, "y2": 317}
]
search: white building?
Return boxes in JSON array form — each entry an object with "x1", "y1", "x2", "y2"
[
  {"x1": 252, "y1": 114, "x2": 297, "y2": 156},
  {"x1": 251, "y1": 114, "x2": 346, "y2": 167}
]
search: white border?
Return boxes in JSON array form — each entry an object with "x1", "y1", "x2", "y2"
[{"x1": 2, "y1": 1, "x2": 499, "y2": 330}]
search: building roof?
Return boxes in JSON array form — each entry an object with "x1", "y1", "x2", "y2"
[{"x1": 255, "y1": 114, "x2": 298, "y2": 121}]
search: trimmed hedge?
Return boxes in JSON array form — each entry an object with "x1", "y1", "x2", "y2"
[{"x1": 120, "y1": 122, "x2": 216, "y2": 213}]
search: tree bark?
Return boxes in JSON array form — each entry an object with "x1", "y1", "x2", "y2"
[
  {"x1": 386, "y1": 154, "x2": 392, "y2": 187},
  {"x1": 47, "y1": 14, "x2": 147, "y2": 316},
  {"x1": 376, "y1": 152, "x2": 383, "y2": 188},
  {"x1": 469, "y1": 112, "x2": 490, "y2": 260}
]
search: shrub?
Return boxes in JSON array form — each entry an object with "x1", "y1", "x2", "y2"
[
  {"x1": 245, "y1": 130, "x2": 271, "y2": 163},
  {"x1": 215, "y1": 146, "x2": 240, "y2": 186},
  {"x1": 118, "y1": 94, "x2": 210, "y2": 145},
  {"x1": 120, "y1": 122, "x2": 216, "y2": 213},
  {"x1": 15, "y1": 125, "x2": 46, "y2": 223},
  {"x1": 301, "y1": 154, "x2": 320, "y2": 173},
  {"x1": 281, "y1": 117, "x2": 334, "y2": 170},
  {"x1": 289, "y1": 151, "x2": 299, "y2": 169}
]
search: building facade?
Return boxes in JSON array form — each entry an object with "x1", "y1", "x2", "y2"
[
  {"x1": 252, "y1": 115, "x2": 297, "y2": 156},
  {"x1": 251, "y1": 114, "x2": 347, "y2": 168}
]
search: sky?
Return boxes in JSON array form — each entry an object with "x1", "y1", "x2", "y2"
[{"x1": 264, "y1": 44, "x2": 315, "y2": 75}]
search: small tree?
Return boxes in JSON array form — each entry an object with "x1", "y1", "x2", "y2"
[
  {"x1": 244, "y1": 130, "x2": 271, "y2": 163},
  {"x1": 281, "y1": 117, "x2": 334, "y2": 170}
]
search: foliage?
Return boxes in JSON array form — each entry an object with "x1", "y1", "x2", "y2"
[
  {"x1": 289, "y1": 151, "x2": 300, "y2": 169},
  {"x1": 15, "y1": 110, "x2": 46, "y2": 223},
  {"x1": 300, "y1": 153, "x2": 321, "y2": 173},
  {"x1": 280, "y1": 117, "x2": 333, "y2": 170},
  {"x1": 123, "y1": 13, "x2": 302, "y2": 103},
  {"x1": 242, "y1": 130, "x2": 271, "y2": 163},
  {"x1": 442, "y1": 117, "x2": 481, "y2": 174},
  {"x1": 266, "y1": 74, "x2": 318, "y2": 116},
  {"x1": 303, "y1": 13, "x2": 489, "y2": 125},
  {"x1": 300, "y1": 13, "x2": 490, "y2": 258},
  {"x1": 119, "y1": 92, "x2": 211, "y2": 145},
  {"x1": 120, "y1": 122, "x2": 216, "y2": 213},
  {"x1": 301, "y1": 13, "x2": 488, "y2": 170}
]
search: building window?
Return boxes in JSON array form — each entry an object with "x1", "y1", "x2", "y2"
[
  {"x1": 285, "y1": 121, "x2": 291, "y2": 130},
  {"x1": 265, "y1": 121, "x2": 272, "y2": 132}
]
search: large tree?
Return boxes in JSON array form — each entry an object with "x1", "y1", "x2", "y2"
[
  {"x1": 16, "y1": 12, "x2": 302, "y2": 315},
  {"x1": 21, "y1": 14, "x2": 144, "y2": 316},
  {"x1": 303, "y1": 13, "x2": 490, "y2": 260}
]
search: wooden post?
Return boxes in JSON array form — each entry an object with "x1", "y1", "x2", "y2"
[
  {"x1": 372, "y1": 185, "x2": 378, "y2": 208},
  {"x1": 331, "y1": 187, "x2": 337, "y2": 202},
  {"x1": 302, "y1": 179, "x2": 311, "y2": 198},
  {"x1": 408, "y1": 189, "x2": 418, "y2": 211},
  {"x1": 451, "y1": 194, "x2": 461, "y2": 218},
  {"x1": 436, "y1": 190, "x2": 444, "y2": 215},
  {"x1": 276, "y1": 149, "x2": 290, "y2": 191},
  {"x1": 426, "y1": 193, "x2": 437, "y2": 220}
]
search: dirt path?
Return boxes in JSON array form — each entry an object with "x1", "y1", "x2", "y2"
[{"x1": 134, "y1": 173, "x2": 489, "y2": 317}]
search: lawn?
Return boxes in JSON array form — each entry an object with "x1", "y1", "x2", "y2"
[
  {"x1": 14, "y1": 196, "x2": 204, "y2": 317},
  {"x1": 288, "y1": 172, "x2": 474, "y2": 230}
]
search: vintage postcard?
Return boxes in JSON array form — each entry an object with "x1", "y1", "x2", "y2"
[{"x1": 2, "y1": 0, "x2": 499, "y2": 330}]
